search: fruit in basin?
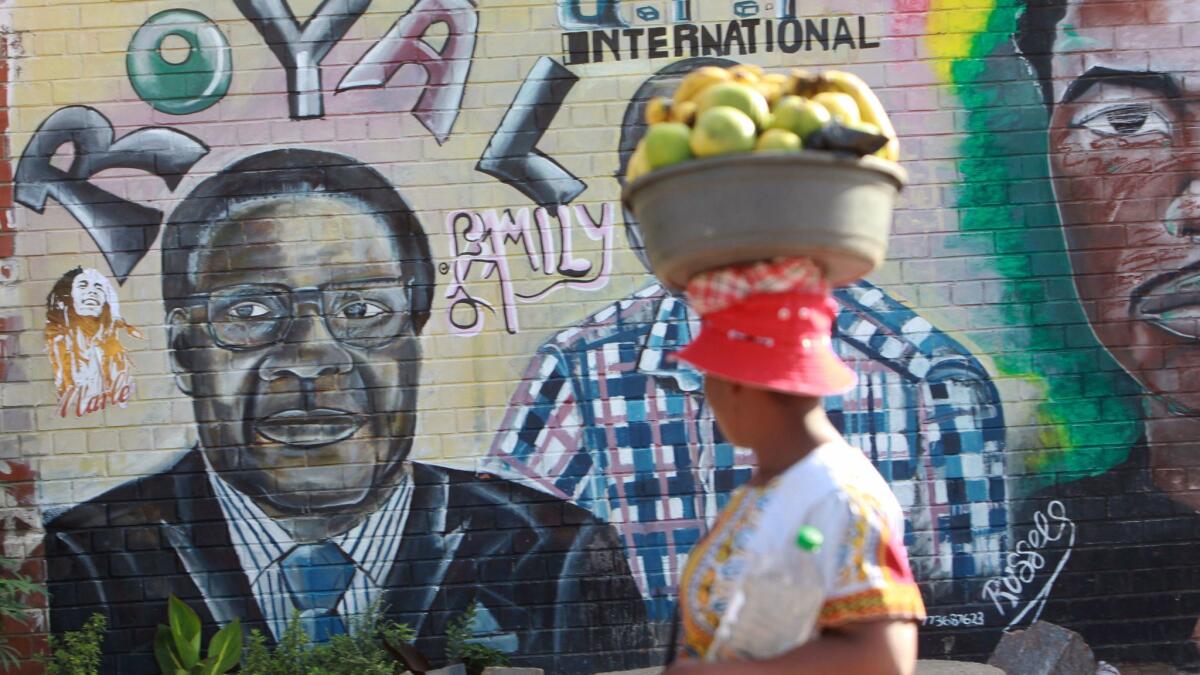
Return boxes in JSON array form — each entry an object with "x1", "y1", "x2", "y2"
[
  {"x1": 625, "y1": 142, "x2": 652, "y2": 183},
  {"x1": 673, "y1": 66, "x2": 732, "y2": 108},
  {"x1": 691, "y1": 106, "x2": 757, "y2": 157},
  {"x1": 695, "y1": 82, "x2": 770, "y2": 129},
  {"x1": 644, "y1": 122, "x2": 694, "y2": 169},
  {"x1": 622, "y1": 65, "x2": 901, "y2": 184},
  {"x1": 770, "y1": 95, "x2": 831, "y2": 141},
  {"x1": 755, "y1": 128, "x2": 803, "y2": 152},
  {"x1": 812, "y1": 91, "x2": 860, "y2": 125}
]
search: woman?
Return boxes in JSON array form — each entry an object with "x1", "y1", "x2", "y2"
[
  {"x1": 665, "y1": 259, "x2": 924, "y2": 675},
  {"x1": 44, "y1": 267, "x2": 143, "y2": 412}
]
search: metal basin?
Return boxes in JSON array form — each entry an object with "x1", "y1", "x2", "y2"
[{"x1": 622, "y1": 152, "x2": 907, "y2": 291}]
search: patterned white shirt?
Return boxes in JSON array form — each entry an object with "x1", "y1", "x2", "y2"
[{"x1": 205, "y1": 462, "x2": 414, "y2": 640}]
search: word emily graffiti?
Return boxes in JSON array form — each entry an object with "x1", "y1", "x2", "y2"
[
  {"x1": 562, "y1": 16, "x2": 880, "y2": 65},
  {"x1": 982, "y1": 500, "x2": 1075, "y2": 629},
  {"x1": 58, "y1": 371, "x2": 133, "y2": 419},
  {"x1": 445, "y1": 204, "x2": 615, "y2": 335}
]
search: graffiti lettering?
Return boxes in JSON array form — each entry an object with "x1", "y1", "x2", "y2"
[
  {"x1": 982, "y1": 500, "x2": 1074, "y2": 628},
  {"x1": 57, "y1": 370, "x2": 133, "y2": 419},
  {"x1": 234, "y1": 0, "x2": 371, "y2": 119},
  {"x1": 563, "y1": 16, "x2": 880, "y2": 65},
  {"x1": 445, "y1": 203, "x2": 614, "y2": 335},
  {"x1": 337, "y1": 0, "x2": 478, "y2": 144},
  {"x1": 14, "y1": 106, "x2": 210, "y2": 283},
  {"x1": 477, "y1": 57, "x2": 585, "y2": 209},
  {"x1": 557, "y1": 0, "x2": 693, "y2": 29},
  {"x1": 558, "y1": 0, "x2": 626, "y2": 31},
  {"x1": 924, "y1": 612, "x2": 986, "y2": 628},
  {"x1": 127, "y1": 9, "x2": 232, "y2": 115}
]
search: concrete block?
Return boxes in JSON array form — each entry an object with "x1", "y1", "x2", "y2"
[
  {"x1": 987, "y1": 621, "x2": 1096, "y2": 675},
  {"x1": 427, "y1": 666, "x2": 467, "y2": 675}
]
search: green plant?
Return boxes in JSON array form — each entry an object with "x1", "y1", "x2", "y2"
[
  {"x1": 240, "y1": 602, "x2": 417, "y2": 675},
  {"x1": 0, "y1": 465, "x2": 45, "y2": 674},
  {"x1": 43, "y1": 613, "x2": 106, "y2": 675},
  {"x1": 444, "y1": 604, "x2": 509, "y2": 675},
  {"x1": 154, "y1": 595, "x2": 241, "y2": 675}
]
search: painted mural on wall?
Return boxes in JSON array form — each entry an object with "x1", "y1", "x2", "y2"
[
  {"x1": 1006, "y1": 0, "x2": 1200, "y2": 663},
  {"x1": 44, "y1": 149, "x2": 647, "y2": 672},
  {"x1": 3, "y1": 0, "x2": 1199, "y2": 670},
  {"x1": 43, "y1": 267, "x2": 143, "y2": 418}
]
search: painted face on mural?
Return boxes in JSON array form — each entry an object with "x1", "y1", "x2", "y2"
[
  {"x1": 70, "y1": 268, "x2": 109, "y2": 318},
  {"x1": 1047, "y1": 0, "x2": 1200, "y2": 411},
  {"x1": 174, "y1": 196, "x2": 422, "y2": 515}
]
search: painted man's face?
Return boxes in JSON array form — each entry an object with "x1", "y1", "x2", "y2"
[
  {"x1": 175, "y1": 196, "x2": 422, "y2": 515},
  {"x1": 1048, "y1": 0, "x2": 1200, "y2": 411},
  {"x1": 71, "y1": 269, "x2": 108, "y2": 318}
]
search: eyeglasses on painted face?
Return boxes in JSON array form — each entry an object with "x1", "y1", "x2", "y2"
[{"x1": 184, "y1": 278, "x2": 414, "y2": 350}]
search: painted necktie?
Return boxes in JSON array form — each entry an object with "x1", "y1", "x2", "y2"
[{"x1": 279, "y1": 541, "x2": 356, "y2": 642}]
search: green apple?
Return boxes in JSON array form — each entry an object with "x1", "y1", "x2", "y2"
[
  {"x1": 691, "y1": 106, "x2": 757, "y2": 157},
  {"x1": 755, "y1": 128, "x2": 803, "y2": 152},
  {"x1": 643, "y1": 122, "x2": 694, "y2": 169},
  {"x1": 812, "y1": 92, "x2": 860, "y2": 125},
  {"x1": 695, "y1": 82, "x2": 770, "y2": 129},
  {"x1": 770, "y1": 95, "x2": 831, "y2": 140}
]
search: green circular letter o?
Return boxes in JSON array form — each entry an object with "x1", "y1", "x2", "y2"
[{"x1": 127, "y1": 9, "x2": 231, "y2": 115}]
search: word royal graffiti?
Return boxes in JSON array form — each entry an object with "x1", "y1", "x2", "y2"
[
  {"x1": 15, "y1": 0, "x2": 479, "y2": 285},
  {"x1": 445, "y1": 204, "x2": 615, "y2": 335},
  {"x1": 14, "y1": 107, "x2": 209, "y2": 284},
  {"x1": 562, "y1": 16, "x2": 880, "y2": 65},
  {"x1": 982, "y1": 500, "x2": 1075, "y2": 629},
  {"x1": 236, "y1": 0, "x2": 477, "y2": 136},
  {"x1": 478, "y1": 57, "x2": 584, "y2": 209}
]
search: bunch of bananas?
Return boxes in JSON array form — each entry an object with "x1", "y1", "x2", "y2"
[{"x1": 626, "y1": 64, "x2": 899, "y2": 184}]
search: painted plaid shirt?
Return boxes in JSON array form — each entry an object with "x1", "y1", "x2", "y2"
[{"x1": 489, "y1": 281, "x2": 1006, "y2": 620}]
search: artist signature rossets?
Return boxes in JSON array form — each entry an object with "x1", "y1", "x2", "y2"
[{"x1": 982, "y1": 500, "x2": 1075, "y2": 629}]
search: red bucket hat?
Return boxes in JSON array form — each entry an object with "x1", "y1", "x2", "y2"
[{"x1": 676, "y1": 259, "x2": 857, "y2": 397}]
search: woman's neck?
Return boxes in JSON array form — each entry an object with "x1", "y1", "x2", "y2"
[{"x1": 748, "y1": 404, "x2": 841, "y2": 486}]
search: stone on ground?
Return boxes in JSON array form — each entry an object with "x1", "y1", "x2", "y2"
[{"x1": 987, "y1": 621, "x2": 1097, "y2": 675}]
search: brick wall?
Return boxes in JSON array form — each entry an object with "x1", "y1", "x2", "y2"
[{"x1": 1, "y1": 0, "x2": 1198, "y2": 670}]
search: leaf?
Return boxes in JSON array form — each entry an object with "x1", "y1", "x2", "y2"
[
  {"x1": 205, "y1": 619, "x2": 243, "y2": 673},
  {"x1": 383, "y1": 632, "x2": 431, "y2": 673},
  {"x1": 155, "y1": 624, "x2": 187, "y2": 674},
  {"x1": 168, "y1": 595, "x2": 202, "y2": 668}
]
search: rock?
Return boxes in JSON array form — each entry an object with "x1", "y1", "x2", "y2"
[
  {"x1": 917, "y1": 660, "x2": 1005, "y2": 674},
  {"x1": 480, "y1": 669, "x2": 544, "y2": 675},
  {"x1": 988, "y1": 621, "x2": 1097, "y2": 675},
  {"x1": 426, "y1": 666, "x2": 467, "y2": 675}
]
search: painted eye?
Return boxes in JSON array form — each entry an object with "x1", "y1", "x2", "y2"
[
  {"x1": 227, "y1": 302, "x2": 272, "y2": 319},
  {"x1": 1076, "y1": 104, "x2": 1171, "y2": 138},
  {"x1": 340, "y1": 301, "x2": 387, "y2": 319}
]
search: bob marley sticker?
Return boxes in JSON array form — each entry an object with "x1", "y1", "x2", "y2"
[{"x1": 44, "y1": 267, "x2": 144, "y2": 418}]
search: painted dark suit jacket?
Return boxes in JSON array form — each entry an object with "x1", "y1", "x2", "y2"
[{"x1": 45, "y1": 450, "x2": 653, "y2": 674}]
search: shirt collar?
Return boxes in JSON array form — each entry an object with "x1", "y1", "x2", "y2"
[
  {"x1": 204, "y1": 456, "x2": 414, "y2": 587},
  {"x1": 635, "y1": 284, "x2": 704, "y2": 393}
]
